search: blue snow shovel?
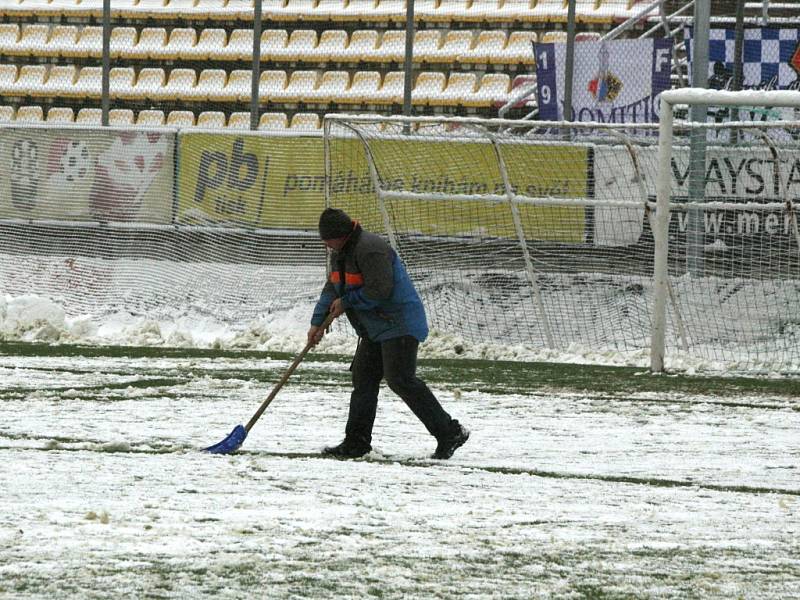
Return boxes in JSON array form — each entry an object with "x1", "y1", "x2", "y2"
[{"x1": 204, "y1": 313, "x2": 336, "y2": 454}]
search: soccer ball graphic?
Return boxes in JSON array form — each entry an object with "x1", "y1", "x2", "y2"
[{"x1": 60, "y1": 140, "x2": 91, "y2": 183}]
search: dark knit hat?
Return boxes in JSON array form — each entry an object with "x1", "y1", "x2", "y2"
[{"x1": 318, "y1": 208, "x2": 354, "y2": 240}]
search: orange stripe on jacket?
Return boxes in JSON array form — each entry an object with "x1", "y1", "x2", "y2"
[{"x1": 330, "y1": 271, "x2": 364, "y2": 285}]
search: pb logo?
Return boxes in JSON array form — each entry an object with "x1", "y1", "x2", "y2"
[{"x1": 194, "y1": 138, "x2": 269, "y2": 219}]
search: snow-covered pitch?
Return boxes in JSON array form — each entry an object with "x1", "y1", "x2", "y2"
[{"x1": 1, "y1": 349, "x2": 798, "y2": 598}]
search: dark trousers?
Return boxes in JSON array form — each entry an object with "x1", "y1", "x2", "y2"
[{"x1": 345, "y1": 335, "x2": 453, "y2": 444}]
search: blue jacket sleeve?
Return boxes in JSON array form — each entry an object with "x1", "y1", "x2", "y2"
[{"x1": 311, "y1": 282, "x2": 336, "y2": 326}]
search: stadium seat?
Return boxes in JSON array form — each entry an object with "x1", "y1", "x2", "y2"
[
  {"x1": 275, "y1": 70, "x2": 319, "y2": 104},
  {"x1": 226, "y1": 112, "x2": 252, "y2": 129},
  {"x1": 109, "y1": 108, "x2": 135, "y2": 126},
  {"x1": 109, "y1": 27, "x2": 137, "y2": 59},
  {"x1": 68, "y1": 0, "x2": 103, "y2": 18},
  {"x1": 0, "y1": 105, "x2": 14, "y2": 121},
  {"x1": 164, "y1": 0, "x2": 200, "y2": 17},
  {"x1": 219, "y1": 28, "x2": 254, "y2": 61},
  {"x1": 64, "y1": 26, "x2": 101, "y2": 59},
  {"x1": 411, "y1": 71, "x2": 446, "y2": 105},
  {"x1": 136, "y1": 109, "x2": 166, "y2": 126},
  {"x1": 45, "y1": 106, "x2": 75, "y2": 123},
  {"x1": 0, "y1": 65, "x2": 18, "y2": 95},
  {"x1": 15, "y1": 105, "x2": 44, "y2": 122},
  {"x1": 337, "y1": 70, "x2": 380, "y2": 104},
  {"x1": 196, "y1": 111, "x2": 226, "y2": 128},
  {"x1": 46, "y1": 25, "x2": 79, "y2": 58},
  {"x1": 258, "y1": 29, "x2": 289, "y2": 61},
  {"x1": 195, "y1": 68, "x2": 228, "y2": 102},
  {"x1": 411, "y1": 30, "x2": 441, "y2": 64},
  {"x1": 166, "y1": 109, "x2": 196, "y2": 127},
  {"x1": 492, "y1": 30, "x2": 536, "y2": 65},
  {"x1": 129, "y1": 27, "x2": 168, "y2": 60},
  {"x1": 109, "y1": 66, "x2": 137, "y2": 99},
  {"x1": 196, "y1": 0, "x2": 235, "y2": 20},
  {"x1": 131, "y1": 67, "x2": 167, "y2": 101},
  {"x1": 15, "y1": 65, "x2": 48, "y2": 97},
  {"x1": 463, "y1": 72, "x2": 510, "y2": 107},
  {"x1": 127, "y1": 0, "x2": 169, "y2": 18},
  {"x1": 221, "y1": 69, "x2": 252, "y2": 102},
  {"x1": 336, "y1": 0, "x2": 379, "y2": 20},
  {"x1": 531, "y1": 0, "x2": 569, "y2": 22},
  {"x1": 372, "y1": 30, "x2": 405, "y2": 63},
  {"x1": 289, "y1": 112, "x2": 320, "y2": 130},
  {"x1": 411, "y1": 0, "x2": 439, "y2": 20},
  {"x1": 314, "y1": 0, "x2": 349, "y2": 21},
  {"x1": 461, "y1": 30, "x2": 506, "y2": 65},
  {"x1": 429, "y1": 72, "x2": 478, "y2": 107},
  {"x1": 312, "y1": 29, "x2": 348, "y2": 63},
  {"x1": 41, "y1": 65, "x2": 77, "y2": 97},
  {"x1": 341, "y1": 30, "x2": 379, "y2": 63},
  {"x1": 0, "y1": 24, "x2": 20, "y2": 57},
  {"x1": 160, "y1": 68, "x2": 198, "y2": 101},
  {"x1": 258, "y1": 112, "x2": 288, "y2": 129},
  {"x1": 303, "y1": 70, "x2": 349, "y2": 104},
  {"x1": 432, "y1": 30, "x2": 474, "y2": 63},
  {"x1": 75, "y1": 107, "x2": 102, "y2": 124},
  {"x1": 274, "y1": 29, "x2": 317, "y2": 63},
  {"x1": 258, "y1": 70, "x2": 288, "y2": 103},
  {"x1": 185, "y1": 28, "x2": 226, "y2": 60},
  {"x1": 12, "y1": 24, "x2": 49, "y2": 57},
  {"x1": 428, "y1": 0, "x2": 475, "y2": 23},
  {"x1": 163, "y1": 27, "x2": 198, "y2": 61},
  {"x1": 541, "y1": 30, "x2": 568, "y2": 43},
  {"x1": 371, "y1": 70, "x2": 404, "y2": 104},
  {"x1": 280, "y1": 0, "x2": 318, "y2": 21}
]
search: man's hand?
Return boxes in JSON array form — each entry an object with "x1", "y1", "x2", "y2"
[
  {"x1": 307, "y1": 325, "x2": 324, "y2": 347},
  {"x1": 329, "y1": 298, "x2": 345, "y2": 318}
]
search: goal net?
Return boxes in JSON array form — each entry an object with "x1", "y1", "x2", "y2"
[{"x1": 325, "y1": 107, "x2": 800, "y2": 372}]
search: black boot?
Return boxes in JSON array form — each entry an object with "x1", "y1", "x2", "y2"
[
  {"x1": 432, "y1": 421, "x2": 469, "y2": 460},
  {"x1": 322, "y1": 437, "x2": 371, "y2": 459}
]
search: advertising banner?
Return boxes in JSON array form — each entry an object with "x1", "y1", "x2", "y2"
[
  {"x1": 536, "y1": 38, "x2": 673, "y2": 123},
  {"x1": 0, "y1": 127, "x2": 174, "y2": 223},
  {"x1": 177, "y1": 132, "x2": 588, "y2": 242},
  {"x1": 593, "y1": 145, "x2": 800, "y2": 246}
]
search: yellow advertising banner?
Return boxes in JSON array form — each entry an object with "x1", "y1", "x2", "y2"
[
  {"x1": 0, "y1": 127, "x2": 174, "y2": 223},
  {"x1": 176, "y1": 132, "x2": 587, "y2": 242}
]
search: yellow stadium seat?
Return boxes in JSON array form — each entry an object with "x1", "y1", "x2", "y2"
[
  {"x1": 226, "y1": 112, "x2": 253, "y2": 129},
  {"x1": 69, "y1": 66, "x2": 102, "y2": 99},
  {"x1": 109, "y1": 66, "x2": 136, "y2": 99},
  {"x1": 411, "y1": 71, "x2": 446, "y2": 105},
  {"x1": 109, "y1": 108, "x2": 135, "y2": 126},
  {"x1": 163, "y1": 27, "x2": 197, "y2": 60},
  {"x1": 341, "y1": 30, "x2": 379, "y2": 63},
  {"x1": 46, "y1": 25, "x2": 78, "y2": 58},
  {"x1": 64, "y1": 26, "x2": 101, "y2": 59},
  {"x1": 281, "y1": 0, "x2": 317, "y2": 21},
  {"x1": 428, "y1": 0, "x2": 474, "y2": 23},
  {"x1": 433, "y1": 30, "x2": 473, "y2": 63},
  {"x1": 202, "y1": 0, "x2": 240, "y2": 20},
  {"x1": 196, "y1": 110, "x2": 227, "y2": 128},
  {"x1": 166, "y1": 110, "x2": 196, "y2": 127},
  {"x1": 41, "y1": 65, "x2": 77, "y2": 96},
  {"x1": 15, "y1": 65, "x2": 48, "y2": 97},
  {"x1": 314, "y1": 0, "x2": 348, "y2": 21},
  {"x1": 109, "y1": 27, "x2": 137, "y2": 59},
  {"x1": 461, "y1": 30, "x2": 506, "y2": 65},
  {"x1": 258, "y1": 112, "x2": 289, "y2": 129},
  {"x1": 222, "y1": 69, "x2": 252, "y2": 102},
  {"x1": 136, "y1": 109, "x2": 166, "y2": 126},
  {"x1": 303, "y1": 70, "x2": 349, "y2": 104},
  {"x1": 160, "y1": 68, "x2": 198, "y2": 101},
  {"x1": 273, "y1": 29, "x2": 317, "y2": 63},
  {"x1": 259, "y1": 29, "x2": 288, "y2": 62},
  {"x1": 313, "y1": 29, "x2": 348, "y2": 63},
  {"x1": 164, "y1": 0, "x2": 200, "y2": 16},
  {"x1": 372, "y1": 30, "x2": 405, "y2": 63},
  {"x1": 185, "y1": 27, "x2": 226, "y2": 60},
  {"x1": 258, "y1": 70, "x2": 288, "y2": 103},
  {"x1": 127, "y1": 0, "x2": 169, "y2": 18},
  {"x1": 371, "y1": 70, "x2": 404, "y2": 104},
  {"x1": 531, "y1": 0, "x2": 568, "y2": 22},
  {"x1": 289, "y1": 112, "x2": 320, "y2": 130},
  {"x1": 129, "y1": 27, "x2": 168, "y2": 60},
  {"x1": 0, "y1": 24, "x2": 20, "y2": 56},
  {"x1": 411, "y1": 0, "x2": 438, "y2": 20},
  {"x1": 46, "y1": 106, "x2": 75, "y2": 123},
  {"x1": 430, "y1": 72, "x2": 477, "y2": 107},
  {"x1": 75, "y1": 107, "x2": 102, "y2": 124},
  {"x1": 366, "y1": 0, "x2": 405, "y2": 23},
  {"x1": 195, "y1": 68, "x2": 228, "y2": 102},
  {"x1": 0, "y1": 65, "x2": 19, "y2": 94},
  {"x1": 0, "y1": 105, "x2": 15, "y2": 122},
  {"x1": 337, "y1": 0, "x2": 379, "y2": 20},
  {"x1": 492, "y1": 30, "x2": 536, "y2": 65},
  {"x1": 463, "y1": 72, "x2": 510, "y2": 108},
  {"x1": 15, "y1": 105, "x2": 44, "y2": 122},
  {"x1": 109, "y1": 0, "x2": 143, "y2": 18},
  {"x1": 219, "y1": 28, "x2": 254, "y2": 61},
  {"x1": 13, "y1": 24, "x2": 49, "y2": 57},
  {"x1": 411, "y1": 29, "x2": 441, "y2": 64},
  {"x1": 131, "y1": 67, "x2": 167, "y2": 101},
  {"x1": 541, "y1": 30, "x2": 568, "y2": 43},
  {"x1": 337, "y1": 70, "x2": 380, "y2": 104},
  {"x1": 274, "y1": 69, "x2": 318, "y2": 104}
]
